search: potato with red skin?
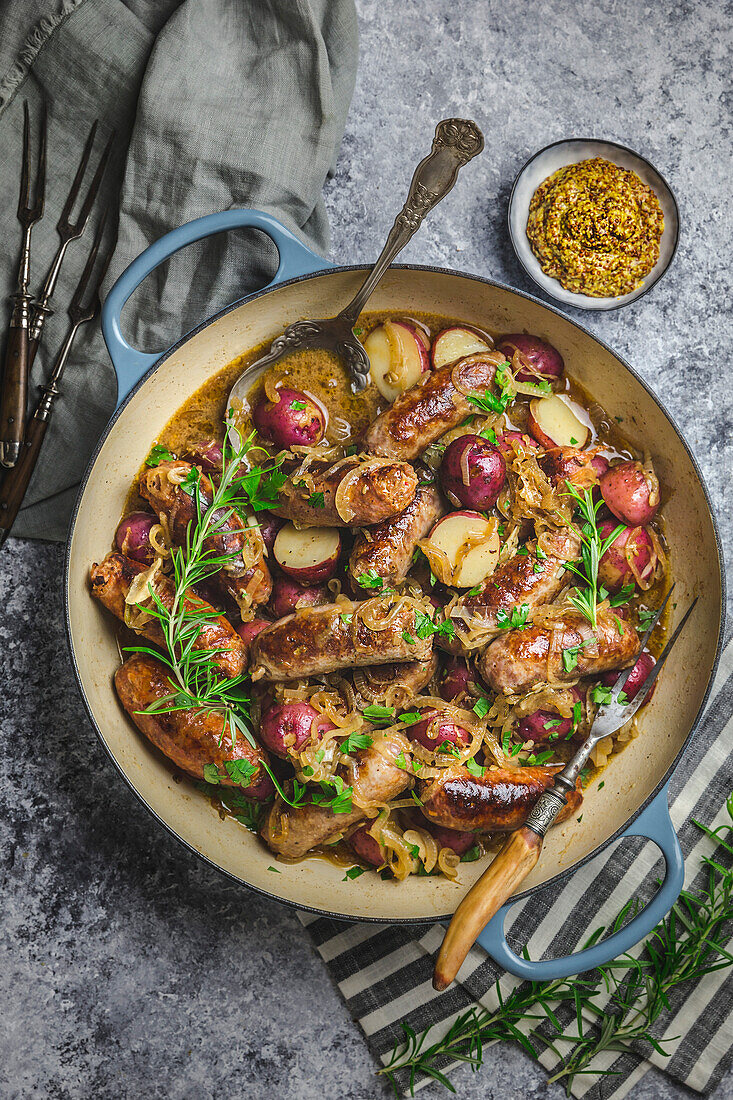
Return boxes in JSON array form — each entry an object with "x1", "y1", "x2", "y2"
[
  {"x1": 256, "y1": 512, "x2": 284, "y2": 555},
  {"x1": 515, "y1": 687, "x2": 586, "y2": 745},
  {"x1": 598, "y1": 521, "x2": 657, "y2": 594},
  {"x1": 115, "y1": 512, "x2": 158, "y2": 565},
  {"x1": 182, "y1": 439, "x2": 223, "y2": 475},
  {"x1": 405, "y1": 809, "x2": 477, "y2": 856},
  {"x1": 600, "y1": 460, "x2": 660, "y2": 526},
  {"x1": 495, "y1": 430, "x2": 538, "y2": 457},
  {"x1": 440, "y1": 434, "x2": 506, "y2": 510},
  {"x1": 540, "y1": 447, "x2": 609, "y2": 489},
  {"x1": 410, "y1": 709, "x2": 471, "y2": 752},
  {"x1": 253, "y1": 387, "x2": 326, "y2": 449},
  {"x1": 348, "y1": 823, "x2": 384, "y2": 866},
  {"x1": 495, "y1": 333, "x2": 564, "y2": 384},
  {"x1": 273, "y1": 523, "x2": 342, "y2": 584},
  {"x1": 269, "y1": 574, "x2": 331, "y2": 619},
  {"x1": 258, "y1": 701, "x2": 335, "y2": 759},
  {"x1": 439, "y1": 656, "x2": 480, "y2": 702},
  {"x1": 601, "y1": 651, "x2": 656, "y2": 702},
  {"x1": 236, "y1": 618, "x2": 270, "y2": 654}
]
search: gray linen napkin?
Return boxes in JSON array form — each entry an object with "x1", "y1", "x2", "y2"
[{"x1": 0, "y1": 0, "x2": 358, "y2": 541}]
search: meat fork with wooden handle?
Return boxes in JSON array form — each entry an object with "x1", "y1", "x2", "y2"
[
  {"x1": 433, "y1": 586, "x2": 697, "y2": 991},
  {"x1": 0, "y1": 214, "x2": 111, "y2": 548},
  {"x1": 0, "y1": 101, "x2": 46, "y2": 468}
]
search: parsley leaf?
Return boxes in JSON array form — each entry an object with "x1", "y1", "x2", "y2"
[
  {"x1": 145, "y1": 443, "x2": 175, "y2": 467},
  {"x1": 398, "y1": 711, "x2": 422, "y2": 726},
  {"x1": 496, "y1": 603, "x2": 530, "y2": 630},
  {"x1": 340, "y1": 732, "x2": 374, "y2": 755},
  {"x1": 472, "y1": 696, "x2": 490, "y2": 718},
  {"x1": 308, "y1": 491, "x2": 325, "y2": 508},
  {"x1": 466, "y1": 757, "x2": 486, "y2": 778},
  {"x1": 402, "y1": 630, "x2": 416, "y2": 645},
  {"x1": 461, "y1": 844, "x2": 482, "y2": 863},
  {"x1": 290, "y1": 400, "x2": 307, "y2": 410},
  {"x1": 357, "y1": 569, "x2": 384, "y2": 590},
  {"x1": 362, "y1": 704, "x2": 395, "y2": 722},
  {"x1": 343, "y1": 866, "x2": 366, "y2": 881}
]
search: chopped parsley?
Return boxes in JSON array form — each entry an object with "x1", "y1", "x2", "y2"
[
  {"x1": 523, "y1": 749, "x2": 555, "y2": 766},
  {"x1": 310, "y1": 775, "x2": 353, "y2": 814},
  {"x1": 308, "y1": 491, "x2": 325, "y2": 508},
  {"x1": 414, "y1": 609, "x2": 456, "y2": 643},
  {"x1": 203, "y1": 759, "x2": 258, "y2": 788},
  {"x1": 562, "y1": 636, "x2": 597, "y2": 672},
  {"x1": 598, "y1": 781, "x2": 605, "y2": 790},
  {"x1": 496, "y1": 603, "x2": 530, "y2": 631},
  {"x1": 268, "y1": 865, "x2": 281, "y2": 873},
  {"x1": 591, "y1": 683, "x2": 614, "y2": 706},
  {"x1": 290, "y1": 400, "x2": 307, "y2": 410},
  {"x1": 398, "y1": 711, "x2": 422, "y2": 726},
  {"x1": 466, "y1": 757, "x2": 486, "y2": 778},
  {"x1": 343, "y1": 866, "x2": 366, "y2": 881},
  {"x1": 357, "y1": 569, "x2": 384, "y2": 590},
  {"x1": 461, "y1": 844, "x2": 482, "y2": 863},
  {"x1": 340, "y1": 732, "x2": 373, "y2": 755},
  {"x1": 362, "y1": 704, "x2": 395, "y2": 722},
  {"x1": 472, "y1": 696, "x2": 490, "y2": 718},
  {"x1": 609, "y1": 583, "x2": 636, "y2": 607},
  {"x1": 402, "y1": 630, "x2": 416, "y2": 645},
  {"x1": 145, "y1": 443, "x2": 175, "y2": 467}
]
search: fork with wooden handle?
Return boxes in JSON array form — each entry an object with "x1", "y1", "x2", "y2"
[
  {"x1": 433, "y1": 587, "x2": 696, "y2": 991},
  {"x1": 0, "y1": 214, "x2": 111, "y2": 548},
  {"x1": 0, "y1": 101, "x2": 46, "y2": 468}
]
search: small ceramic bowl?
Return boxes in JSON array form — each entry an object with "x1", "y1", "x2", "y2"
[{"x1": 508, "y1": 138, "x2": 680, "y2": 311}]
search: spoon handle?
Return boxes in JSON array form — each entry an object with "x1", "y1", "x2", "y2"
[{"x1": 338, "y1": 118, "x2": 484, "y2": 328}]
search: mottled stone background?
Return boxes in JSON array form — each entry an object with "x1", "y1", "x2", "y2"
[{"x1": 1, "y1": 0, "x2": 731, "y2": 1097}]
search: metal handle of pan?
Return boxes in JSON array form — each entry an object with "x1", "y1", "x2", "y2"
[
  {"x1": 101, "y1": 209, "x2": 332, "y2": 408},
  {"x1": 471, "y1": 782, "x2": 684, "y2": 981}
]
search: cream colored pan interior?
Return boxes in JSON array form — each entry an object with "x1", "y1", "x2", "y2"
[{"x1": 66, "y1": 267, "x2": 723, "y2": 922}]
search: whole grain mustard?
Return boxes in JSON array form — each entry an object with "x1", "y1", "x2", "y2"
[{"x1": 526, "y1": 157, "x2": 664, "y2": 297}]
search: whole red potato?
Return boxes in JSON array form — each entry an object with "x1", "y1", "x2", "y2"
[
  {"x1": 256, "y1": 512, "x2": 284, "y2": 555},
  {"x1": 598, "y1": 521, "x2": 657, "y2": 593},
  {"x1": 439, "y1": 657, "x2": 480, "y2": 702},
  {"x1": 600, "y1": 460, "x2": 660, "y2": 526},
  {"x1": 405, "y1": 809, "x2": 476, "y2": 856},
  {"x1": 182, "y1": 439, "x2": 223, "y2": 475},
  {"x1": 410, "y1": 709, "x2": 471, "y2": 751},
  {"x1": 601, "y1": 651, "x2": 656, "y2": 703},
  {"x1": 440, "y1": 434, "x2": 506, "y2": 510},
  {"x1": 495, "y1": 333, "x2": 564, "y2": 385},
  {"x1": 115, "y1": 512, "x2": 158, "y2": 565},
  {"x1": 348, "y1": 823, "x2": 384, "y2": 867},
  {"x1": 258, "y1": 701, "x2": 335, "y2": 758},
  {"x1": 253, "y1": 387, "x2": 326, "y2": 449},
  {"x1": 269, "y1": 574, "x2": 330, "y2": 619},
  {"x1": 236, "y1": 618, "x2": 269, "y2": 656}
]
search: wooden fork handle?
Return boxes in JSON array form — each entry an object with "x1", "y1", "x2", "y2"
[
  {"x1": 433, "y1": 826, "x2": 544, "y2": 991},
  {"x1": 0, "y1": 413, "x2": 48, "y2": 547},
  {"x1": 0, "y1": 322, "x2": 30, "y2": 467}
]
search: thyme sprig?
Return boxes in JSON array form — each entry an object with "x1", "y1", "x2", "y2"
[
  {"x1": 381, "y1": 791, "x2": 733, "y2": 1096},
  {"x1": 562, "y1": 481, "x2": 626, "y2": 630}
]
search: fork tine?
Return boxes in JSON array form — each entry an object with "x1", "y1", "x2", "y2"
[
  {"x1": 69, "y1": 211, "x2": 110, "y2": 321},
  {"x1": 58, "y1": 120, "x2": 98, "y2": 227},
  {"x1": 35, "y1": 98, "x2": 47, "y2": 217},
  {"x1": 631, "y1": 597, "x2": 699, "y2": 707},
  {"x1": 76, "y1": 129, "x2": 114, "y2": 229},
  {"x1": 18, "y1": 101, "x2": 31, "y2": 216}
]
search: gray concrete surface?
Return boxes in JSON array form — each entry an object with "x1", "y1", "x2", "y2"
[{"x1": 1, "y1": 0, "x2": 731, "y2": 1096}]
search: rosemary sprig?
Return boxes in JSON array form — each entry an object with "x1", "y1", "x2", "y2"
[
  {"x1": 381, "y1": 791, "x2": 733, "y2": 1096},
  {"x1": 562, "y1": 481, "x2": 626, "y2": 630}
]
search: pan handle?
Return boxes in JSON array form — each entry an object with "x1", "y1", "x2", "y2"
[
  {"x1": 473, "y1": 782, "x2": 684, "y2": 980},
  {"x1": 101, "y1": 209, "x2": 331, "y2": 408}
]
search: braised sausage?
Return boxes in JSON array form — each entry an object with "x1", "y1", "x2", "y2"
[
  {"x1": 249, "y1": 596, "x2": 433, "y2": 682},
  {"x1": 352, "y1": 653, "x2": 438, "y2": 708},
  {"x1": 139, "y1": 461, "x2": 271, "y2": 611},
  {"x1": 272, "y1": 454, "x2": 418, "y2": 528},
  {"x1": 361, "y1": 353, "x2": 506, "y2": 461},
  {"x1": 115, "y1": 653, "x2": 273, "y2": 799},
  {"x1": 479, "y1": 609, "x2": 638, "y2": 694},
  {"x1": 419, "y1": 763, "x2": 582, "y2": 832},
  {"x1": 90, "y1": 552, "x2": 247, "y2": 678},
  {"x1": 264, "y1": 734, "x2": 411, "y2": 858},
  {"x1": 348, "y1": 475, "x2": 444, "y2": 588},
  {"x1": 440, "y1": 528, "x2": 580, "y2": 654}
]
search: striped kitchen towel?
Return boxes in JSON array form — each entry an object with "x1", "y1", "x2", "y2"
[{"x1": 299, "y1": 631, "x2": 733, "y2": 1098}]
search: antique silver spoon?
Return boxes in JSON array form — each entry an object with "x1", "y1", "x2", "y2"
[{"x1": 226, "y1": 118, "x2": 484, "y2": 450}]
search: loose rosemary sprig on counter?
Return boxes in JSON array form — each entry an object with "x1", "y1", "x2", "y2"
[{"x1": 380, "y1": 791, "x2": 733, "y2": 1097}]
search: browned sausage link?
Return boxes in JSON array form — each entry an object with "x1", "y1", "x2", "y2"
[
  {"x1": 115, "y1": 653, "x2": 274, "y2": 799},
  {"x1": 264, "y1": 735, "x2": 411, "y2": 858},
  {"x1": 419, "y1": 763, "x2": 582, "y2": 832},
  {"x1": 479, "y1": 609, "x2": 638, "y2": 694},
  {"x1": 139, "y1": 460, "x2": 271, "y2": 609},
  {"x1": 352, "y1": 653, "x2": 438, "y2": 708},
  {"x1": 273, "y1": 454, "x2": 418, "y2": 528},
  {"x1": 362, "y1": 353, "x2": 505, "y2": 461},
  {"x1": 249, "y1": 596, "x2": 433, "y2": 682},
  {"x1": 348, "y1": 475, "x2": 445, "y2": 588},
  {"x1": 90, "y1": 553, "x2": 247, "y2": 678},
  {"x1": 440, "y1": 528, "x2": 581, "y2": 655}
]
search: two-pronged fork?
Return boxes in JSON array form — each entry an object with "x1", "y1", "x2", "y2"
[
  {"x1": 0, "y1": 101, "x2": 47, "y2": 468},
  {"x1": 0, "y1": 214, "x2": 112, "y2": 548},
  {"x1": 27, "y1": 120, "x2": 113, "y2": 368},
  {"x1": 433, "y1": 585, "x2": 698, "y2": 990}
]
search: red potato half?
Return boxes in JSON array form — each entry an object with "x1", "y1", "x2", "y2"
[
  {"x1": 258, "y1": 701, "x2": 335, "y2": 758},
  {"x1": 253, "y1": 387, "x2": 326, "y2": 449},
  {"x1": 421, "y1": 511, "x2": 501, "y2": 589},
  {"x1": 409, "y1": 709, "x2": 471, "y2": 751},
  {"x1": 269, "y1": 574, "x2": 331, "y2": 618},
  {"x1": 495, "y1": 333, "x2": 564, "y2": 385},
  {"x1": 348, "y1": 823, "x2": 384, "y2": 866},
  {"x1": 365, "y1": 320, "x2": 430, "y2": 402},
  {"x1": 273, "y1": 523, "x2": 342, "y2": 584},
  {"x1": 527, "y1": 395, "x2": 590, "y2": 450},
  {"x1": 600, "y1": 460, "x2": 661, "y2": 526},
  {"x1": 431, "y1": 326, "x2": 492, "y2": 369},
  {"x1": 440, "y1": 434, "x2": 506, "y2": 510},
  {"x1": 439, "y1": 656, "x2": 480, "y2": 702},
  {"x1": 598, "y1": 521, "x2": 657, "y2": 593},
  {"x1": 601, "y1": 651, "x2": 656, "y2": 703}
]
